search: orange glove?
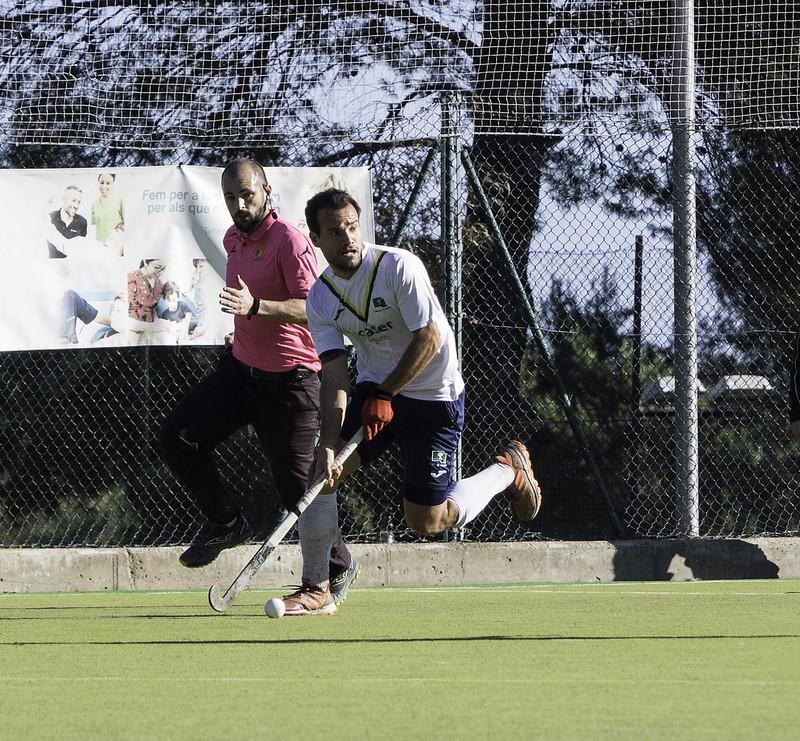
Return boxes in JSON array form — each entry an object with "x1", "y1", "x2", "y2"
[{"x1": 361, "y1": 389, "x2": 394, "y2": 441}]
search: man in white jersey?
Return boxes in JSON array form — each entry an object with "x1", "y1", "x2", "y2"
[{"x1": 281, "y1": 189, "x2": 542, "y2": 616}]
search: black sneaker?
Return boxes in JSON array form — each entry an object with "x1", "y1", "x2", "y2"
[
  {"x1": 179, "y1": 514, "x2": 253, "y2": 568},
  {"x1": 329, "y1": 557, "x2": 360, "y2": 605}
]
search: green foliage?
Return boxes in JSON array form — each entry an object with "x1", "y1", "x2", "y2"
[
  {"x1": 0, "y1": 348, "x2": 221, "y2": 546},
  {"x1": 534, "y1": 7, "x2": 800, "y2": 430},
  {"x1": 0, "y1": 484, "x2": 139, "y2": 547},
  {"x1": 698, "y1": 129, "x2": 800, "y2": 338},
  {"x1": 699, "y1": 403, "x2": 800, "y2": 535},
  {"x1": 338, "y1": 489, "x2": 379, "y2": 537},
  {"x1": 519, "y1": 272, "x2": 670, "y2": 536},
  {"x1": 519, "y1": 272, "x2": 800, "y2": 536}
]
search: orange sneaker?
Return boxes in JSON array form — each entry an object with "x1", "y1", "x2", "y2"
[
  {"x1": 495, "y1": 440, "x2": 542, "y2": 521},
  {"x1": 282, "y1": 580, "x2": 337, "y2": 616}
]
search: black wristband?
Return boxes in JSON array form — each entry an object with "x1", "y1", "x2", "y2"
[
  {"x1": 372, "y1": 387, "x2": 394, "y2": 401},
  {"x1": 246, "y1": 297, "x2": 260, "y2": 320}
]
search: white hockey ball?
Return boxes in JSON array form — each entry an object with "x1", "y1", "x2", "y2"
[{"x1": 264, "y1": 598, "x2": 286, "y2": 619}]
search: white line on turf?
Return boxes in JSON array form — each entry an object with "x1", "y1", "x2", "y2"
[
  {"x1": 1, "y1": 676, "x2": 799, "y2": 686},
  {"x1": 0, "y1": 590, "x2": 189, "y2": 599},
  {"x1": 391, "y1": 587, "x2": 791, "y2": 596}
]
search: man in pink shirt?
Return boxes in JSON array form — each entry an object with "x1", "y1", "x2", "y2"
[{"x1": 159, "y1": 159, "x2": 358, "y2": 604}]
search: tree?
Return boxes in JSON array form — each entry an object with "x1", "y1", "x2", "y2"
[
  {"x1": 3, "y1": 1, "x2": 796, "y2": 543},
  {"x1": 526, "y1": 1, "x2": 800, "y2": 376},
  {"x1": 515, "y1": 271, "x2": 672, "y2": 536},
  {"x1": 697, "y1": 130, "x2": 800, "y2": 374}
]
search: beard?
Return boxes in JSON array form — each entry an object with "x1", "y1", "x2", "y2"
[
  {"x1": 234, "y1": 201, "x2": 269, "y2": 233},
  {"x1": 333, "y1": 249, "x2": 362, "y2": 274}
]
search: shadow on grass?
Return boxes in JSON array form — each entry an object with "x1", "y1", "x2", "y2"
[
  {"x1": 0, "y1": 613, "x2": 242, "y2": 620},
  {"x1": 4, "y1": 634, "x2": 800, "y2": 646},
  {"x1": 0, "y1": 605, "x2": 206, "y2": 612}
]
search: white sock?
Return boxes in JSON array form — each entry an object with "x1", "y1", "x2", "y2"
[
  {"x1": 297, "y1": 491, "x2": 339, "y2": 586},
  {"x1": 446, "y1": 463, "x2": 514, "y2": 528}
]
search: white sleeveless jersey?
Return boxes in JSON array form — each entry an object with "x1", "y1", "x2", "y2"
[{"x1": 307, "y1": 243, "x2": 464, "y2": 402}]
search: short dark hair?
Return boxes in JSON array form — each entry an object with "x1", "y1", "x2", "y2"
[
  {"x1": 221, "y1": 158, "x2": 268, "y2": 186},
  {"x1": 162, "y1": 281, "x2": 179, "y2": 298},
  {"x1": 304, "y1": 188, "x2": 361, "y2": 234}
]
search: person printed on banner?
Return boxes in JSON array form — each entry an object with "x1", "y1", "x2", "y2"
[
  {"x1": 156, "y1": 281, "x2": 196, "y2": 343},
  {"x1": 158, "y1": 159, "x2": 358, "y2": 605},
  {"x1": 91, "y1": 293, "x2": 127, "y2": 344},
  {"x1": 46, "y1": 186, "x2": 87, "y2": 259},
  {"x1": 90, "y1": 172, "x2": 125, "y2": 256},
  {"x1": 62, "y1": 289, "x2": 99, "y2": 344},
  {"x1": 287, "y1": 188, "x2": 543, "y2": 616},
  {"x1": 189, "y1": 258, "x2": 209, "y2": 338},
  {"x1": 61, "y1": 289, "x2": 121, "y2": 346},
  {"x1": 126, "y1": 258, "x2": 173, "y2": 344},
  {"x1": 128, "y1": 258, "x2": 166, "y2": 322}
]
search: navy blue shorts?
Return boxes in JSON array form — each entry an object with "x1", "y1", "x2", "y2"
[{"x1": 341, "y1": 382, "x2": 465, "y2": 507}]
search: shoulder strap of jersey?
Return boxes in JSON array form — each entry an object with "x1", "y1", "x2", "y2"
[{"x1": 319, "y1": 249, "x2": 388, "y2": 323}]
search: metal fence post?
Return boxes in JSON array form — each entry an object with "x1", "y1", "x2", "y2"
[
  {"x1": 440, "y1": 92, "x2": 464, "y2": 366},
  {"x1": 629, "y1": 235, "x2": 644, "y2": 507},
  {"x1": 670, "y1": 0, "x2": 700, "y2": 536},
  {"x1": 440, "y1": 92, "x2": 464, "y2": 491}
]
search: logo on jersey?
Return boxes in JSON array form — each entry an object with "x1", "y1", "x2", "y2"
[
  {"x1": 372, "y1": 297, "x2": 388, "y2": 309},
  {"x1": 358, "y1": 321, "x2": 393, "y2": 337}
]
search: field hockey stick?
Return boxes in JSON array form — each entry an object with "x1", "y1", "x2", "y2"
[{"x1": 208, "y1": 428, "x2": 364, "y2": 613}]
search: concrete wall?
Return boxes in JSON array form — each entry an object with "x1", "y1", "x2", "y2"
[{"x1": 0, "y1": 537, "x2": 796, "y2": 593}]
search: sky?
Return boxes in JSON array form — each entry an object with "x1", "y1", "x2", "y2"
[{"x1": 528, "y1": 189, "x2": 720, "y2": 349}]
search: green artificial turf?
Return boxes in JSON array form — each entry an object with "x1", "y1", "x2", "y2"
[{"x1": 1, "y1": 581, "x2": 799, "y2": 740}]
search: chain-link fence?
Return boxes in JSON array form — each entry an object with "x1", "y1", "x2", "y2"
[{"x1": 1, "y1": 2, "x2": 799, "y2": 546}]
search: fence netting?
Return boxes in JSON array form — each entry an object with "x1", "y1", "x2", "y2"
[{"x1": 1, "y1": 2, "x2": 799, "y2": 546}]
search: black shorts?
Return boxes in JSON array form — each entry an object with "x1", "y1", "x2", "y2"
[{"x1": 341, "y1": 382, "x2": 465, "y2": 507}]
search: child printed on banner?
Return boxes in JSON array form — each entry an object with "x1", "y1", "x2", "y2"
[{"x1": 156, "y1": 281, "x2": 197, "y2": 343}]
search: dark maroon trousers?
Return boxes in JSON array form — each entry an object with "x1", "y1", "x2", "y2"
[{"x1": 159, "y1": 351, "x2": 351, "y2": 573}]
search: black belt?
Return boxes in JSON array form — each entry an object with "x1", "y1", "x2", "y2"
[{"x1": 237, "y1": 360, "x2": 314, "y2": 381}]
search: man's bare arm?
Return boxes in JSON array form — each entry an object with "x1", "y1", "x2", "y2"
[
  {"x1": 377, "y1": 322, "x2": 440, "y2": 395},
  {"x1": 319, "y1": 353, "x2": 351, "y2": 448}
]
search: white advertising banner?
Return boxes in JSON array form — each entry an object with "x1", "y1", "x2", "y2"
[{"x1": 0, "y1": 165, "x2": 373, "y2": 352}]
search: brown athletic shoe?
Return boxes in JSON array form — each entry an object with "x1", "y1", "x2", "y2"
[
  {"x1": 495, "y1": 440, "x2": 542, "y2": 521},
  {"x1": 282, "y1": 580, "x2": 337, "y2": 616}
]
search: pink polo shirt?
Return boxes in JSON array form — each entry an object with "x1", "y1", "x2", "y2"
[{"x1": 223, "y1": 211, "x2": 321, "y2": 373}]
